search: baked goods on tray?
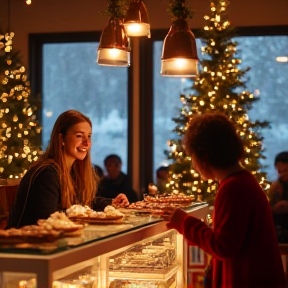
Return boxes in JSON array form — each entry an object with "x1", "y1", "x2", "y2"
[
  {"x1": 37, "y1": 211, "x2": 84, "y2": 236},
  {"x1": 0, "y1": 225, "x2": 61, "y2": 244},
  {"x1": 144, "y1": 193, "x2": 194, "y2": 204},
  {"x1": 127, "y1": 193, "x2": 195, "y2": 214},
  {"x1": 0, "y1": 211, "x2": 84, "y2": 244},
  {"x1": 66, "y1": 205, "x2": 125, "y2": 224}
]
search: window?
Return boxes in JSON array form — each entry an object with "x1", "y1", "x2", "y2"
[
  {"x1": 30, "y1": 33, "x2": 130, "y2": 173},
  {"x1": 152, "y1": 28, "x2": 288, "y2": 182},
  {"x1": 152, "y1": 38, "x2": 203, "y2": 183},
  {"x1": 235, "y1": 34, "x2": 288, "y2": 180}
]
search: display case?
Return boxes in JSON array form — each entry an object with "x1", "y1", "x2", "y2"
[{"x1": 0, "y1": 203, "x2": 210, "y2": 288}]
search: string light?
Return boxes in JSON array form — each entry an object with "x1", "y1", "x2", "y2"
[{"x1": 0, "y1": 32, "x2": 42, "y2": 179}]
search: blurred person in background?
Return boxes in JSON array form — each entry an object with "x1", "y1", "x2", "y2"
[
  {"x1": 97, "y1": 154, "x2": 138, "y2": 203},
  {"x1": 156, "y1": 165, "x2": 169, "y2": 193},
  {"x1": 94, "y1": 164, "x2": 104, "y2": 179},
  {"x1": 268, "y1": 151, "x2": 288, "y2": 243}
]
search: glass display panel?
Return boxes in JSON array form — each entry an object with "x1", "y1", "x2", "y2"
[
  {"x1": 0, "y1": 272, "x2": 37, "y2": 288},
  {"x1": 109, "y1": 230, "x2": 177, "y2": 276},
  {"x1": 0, "y1": 214, "x2": 162, "y2": 255}
]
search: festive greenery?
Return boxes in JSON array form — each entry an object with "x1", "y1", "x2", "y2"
[
  {"x1": 166, "y1": 0, "x2": 194, "y2": 21},
  {"x1": 165, "y1": 0, "x2": 270, "y2": 204},
  {"x1": 0, "y1": 31, "x2": 42, "y2": 179},
  {"x1": 100, "y1": 0, "x2": 129, "y2": 19}
]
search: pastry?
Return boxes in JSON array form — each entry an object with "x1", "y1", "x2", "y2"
[
  {"x1": 66, "y1": 205, "x2": 124, "y2": 224},
  {"x1": 37, "y1": 211, "x2": 84, "y2": 232}
]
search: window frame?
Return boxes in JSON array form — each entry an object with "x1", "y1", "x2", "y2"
[
  {"x1": 139, "y1": 25, "x2": 288, "y2": 191},
  {"x1": 29, "y1": 32, "x2": 134, "y2": 183}
]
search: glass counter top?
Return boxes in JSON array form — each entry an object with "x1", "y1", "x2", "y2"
[
  {"x1": 0, "y1": 213, "x2": 162, "y2": 255},
  {"x1": 0, "y1": 202, "x2": 208, "y2": 256}
]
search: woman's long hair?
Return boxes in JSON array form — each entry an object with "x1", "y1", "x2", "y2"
[{"x1": 37, "y1": 110, "x2": 98, "y2": 208}]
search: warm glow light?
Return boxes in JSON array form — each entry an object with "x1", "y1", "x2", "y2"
[
  {"x1": 107, "y1": 49, "x2": 122, "y2": 58},
  {"x1": 161, "y1": 58, "x2": 198, "y2": 77},
  {"x1": 124, "y1": 23, "x2": 150, "y2": 37},
  {"x1": 124, "y1": 0, "x2": 150, "y2": 37},
  {"x1": 276, "y1": 56, "x2": 288, "y2": 63},
  {"x1": 175, "y1": 58, "x2": 187, "y2": 67},
  {"x1": 19, "y1": 280, "x2": 27, "y2": 288},
  {"x1": 97, "y1": 48, "x2": 130, "y2": 67},
  {"x1": 171, "y1": 144, "x2": 177, "y2": 151},
  {"x1": 126, "y1": 23, "x2": 141, "y2": 33}
]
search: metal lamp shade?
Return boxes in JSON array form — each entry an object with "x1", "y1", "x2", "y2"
[
  {"x1": 161, "y1": 19, "x2": 199, "y2": 77},
  {"x1": 97, "y1": 17, "x2": 131, "y2": 67},
  {"x1": 124, "y1": 0, "x2": 151, "y2": 37}
]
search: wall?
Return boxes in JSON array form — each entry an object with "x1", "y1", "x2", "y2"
[{"x1": 0, "y1": 0, "x2": 288, "y2": 68}]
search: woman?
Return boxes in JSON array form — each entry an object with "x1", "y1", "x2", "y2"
[
  {"x1": 164, "y1": 113, "x2": 286, "y2": 288},
  {"x1": 7, "y1": 110, "x2": 128, "y2": 228}
]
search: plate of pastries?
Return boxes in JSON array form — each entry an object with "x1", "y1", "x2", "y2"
[
  {"x1": 126, "y1": 193, "x2": 195, "y2": 215},
  {"x1": 0, "y1": 205, "x2": 126, "y2": 244},
  {"x1": 66, "y1": 205, "x2": 125, "y2": 224},
  {"x1": 0, "y1": 211, "x2": 84, "y2": 244}
]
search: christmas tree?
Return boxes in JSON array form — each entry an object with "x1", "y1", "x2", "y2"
[
  {"x1": 165, "y1": 0, "x2": 270, "y2": 204},
  {"x1": 0, "y1": 31, "x2": 42, "y2": 180}
]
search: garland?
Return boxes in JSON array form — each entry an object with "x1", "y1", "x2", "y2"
[
  {"x1": 100, "y1": 0, "x2": 129, "y2": 19},
  {"x1": 166, "y1": 0, "x2": 194, "y2": 20}
]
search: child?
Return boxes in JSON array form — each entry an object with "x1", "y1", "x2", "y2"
[{"x1": 163, "y1": 112, "x2": 286, "y2": 288}]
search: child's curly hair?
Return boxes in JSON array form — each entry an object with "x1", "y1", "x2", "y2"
[{"x1": 183, "y1": 112, "x2": 244, "y2": 169}]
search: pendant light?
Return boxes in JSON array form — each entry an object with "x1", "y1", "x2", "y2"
[
  {"x1": 124, "y1": 0, "x2": 151, "y2": 38},
  {"x1": 97, "y1": 0, "x2": 130, "y2": 67},
  {"x1": 161, "y1": 0, "x2": 199, "y2": 77},
  {"x1": 97, "y1": 17, "x2": 130, "y2": 67}
]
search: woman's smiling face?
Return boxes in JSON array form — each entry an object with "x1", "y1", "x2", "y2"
[{"x1": 61, "y1": 121, "x2": 92, "y2": 167}]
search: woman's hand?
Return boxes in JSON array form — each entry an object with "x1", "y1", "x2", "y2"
[{"x1": 112, "y1": 193, "x2": 129, "y2": 207}]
